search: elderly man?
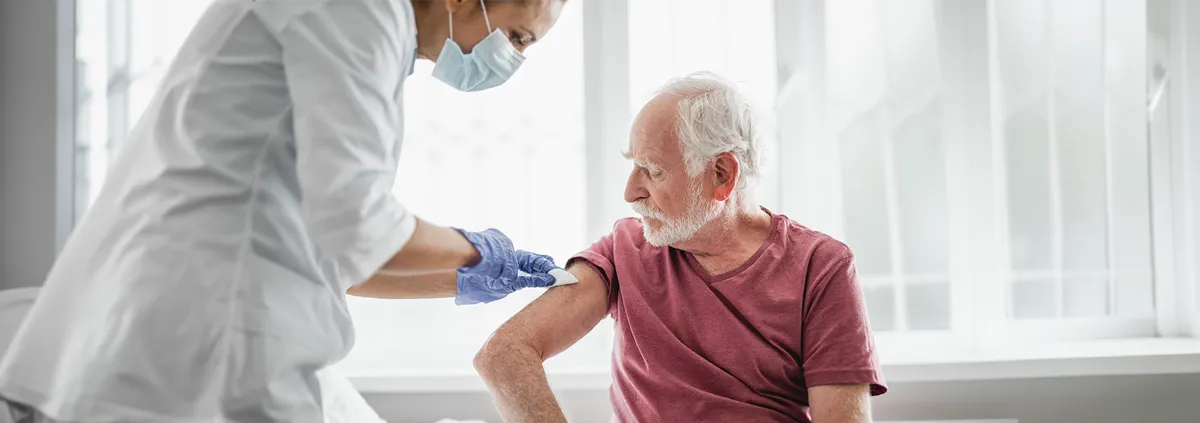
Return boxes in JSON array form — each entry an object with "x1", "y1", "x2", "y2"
[{"x1": 474, "y1": 73, "x2": 887, "y2": 423}]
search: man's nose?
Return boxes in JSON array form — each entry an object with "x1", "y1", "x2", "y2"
[{"x1": 624, "y1": 170, "x2": 647, "y2": 204}]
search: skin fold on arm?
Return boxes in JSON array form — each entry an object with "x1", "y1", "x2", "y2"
[{"x1": 473, "y1": 262, "x2": 611, "y2": 423}]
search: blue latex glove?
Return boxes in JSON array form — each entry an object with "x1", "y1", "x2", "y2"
[{"x1": 454, "y1": 228, "x2": 559, "y2": 305}]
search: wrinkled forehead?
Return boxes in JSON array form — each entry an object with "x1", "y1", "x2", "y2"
[{"x1": 628, "y1": 95, "x2": 684, "y2": 162}]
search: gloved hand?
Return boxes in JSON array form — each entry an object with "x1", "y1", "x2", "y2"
[{"x1": 454, "y1": 228, "x2": 560, "y2": 305}]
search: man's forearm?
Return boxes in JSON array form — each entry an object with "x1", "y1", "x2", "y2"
[{"x1": 475, "y1": 339, "x2": 568, "y2": 423}]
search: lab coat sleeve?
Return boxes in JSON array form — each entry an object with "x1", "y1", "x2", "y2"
[{"x1": 276, "y1": 1, "x2": 417, "y2": 290}]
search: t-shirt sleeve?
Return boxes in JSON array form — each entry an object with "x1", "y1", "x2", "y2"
[
  {"x1": 802, "y1": 253, "x2": 888, "y2": 395},
  {"x1": 567, "y1": 230, "x2": 620, "y2": 317}
]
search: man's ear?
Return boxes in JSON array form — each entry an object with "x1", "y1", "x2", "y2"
[{"x1": 712, "y1": 152, "x2": 740, "y2": 202}]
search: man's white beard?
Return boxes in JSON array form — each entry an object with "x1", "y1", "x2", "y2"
[{"x1": 631, "y1": 181, "x2": 722, "y2": 247}]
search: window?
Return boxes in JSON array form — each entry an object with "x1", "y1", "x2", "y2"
[
  {"x1": 775, "y1": 0, "x2": 1159, "y2": 350},
  {"x1": 1146, "y1": 0, "x2": 1199, "y2": 338},
  {"x1": 74, "y1": 0, "x2": 214, "y2": 220},
  {"x1": 340, "y1": 4, "x2": 598, "y2": 372},
  {"x1": 70, "y1": 0, "x2": 1178, "y2": 374},
  {"x1": 823, "y1": 0, "x2": 953, "y2": 333},
  {"x1": 992, "y1": 0, "x2": 1154, "y2": 324}
]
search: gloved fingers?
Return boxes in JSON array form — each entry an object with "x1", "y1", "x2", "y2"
[
  {"x1": 515, "y1": 250, "x2": 558, "y2": 274},
  {"x1": 454, "y1": 233, "x2": 558, "y2": 305},
  {"x1": 515, "y1": 251, "x2": 577, "y2": 287}
]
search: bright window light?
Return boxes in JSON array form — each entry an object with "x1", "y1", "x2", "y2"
[
  {"x1": 70, "y1": 0, "x2": 1168, "y2": 372},
  {"x1": 341, "y1": 3, "x2": 596, "y2": 372}
]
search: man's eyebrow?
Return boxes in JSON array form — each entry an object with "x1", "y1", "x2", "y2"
[{"x1": 622, "y1": 152, "x2": 663, "y2": 172}]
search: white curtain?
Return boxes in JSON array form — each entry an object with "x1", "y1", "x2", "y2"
[
  {"x1": 823, "y1": 0, "x2": 952, "y2": 332},
  {"x1": 992, "y1": 0, "x2": 1152, "y2": 320}
]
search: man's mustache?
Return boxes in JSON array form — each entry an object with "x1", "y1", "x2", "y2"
[{"x1": 630, "y1": 201, "x2": 668, "y2": 221}]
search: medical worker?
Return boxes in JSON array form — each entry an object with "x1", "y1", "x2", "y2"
[{"x1": 0, "y1": 0, "x2": 569, "y2": 421}]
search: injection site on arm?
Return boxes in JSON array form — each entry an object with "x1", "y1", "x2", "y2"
[{"x1": 547, "y1": 268, "x2": 578, "y2": 286}]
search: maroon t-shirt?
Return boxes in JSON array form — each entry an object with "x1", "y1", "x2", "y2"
[{"x1": 570, "y1": 212, "x2": 887, "y2": 423}]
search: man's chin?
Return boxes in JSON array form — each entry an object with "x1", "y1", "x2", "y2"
[
  {"x1": 640, "y1": 216, "x2": 671, "y2": 232},
  {"x1": 643, "y1": 233, "x2": 671, "y2": 247},
  {"x1": 641, "y1": 225, "x2": 666, "y2": 246},
  {"x1": 643, "y1": 226, "x2": 687, "y2": 247}
]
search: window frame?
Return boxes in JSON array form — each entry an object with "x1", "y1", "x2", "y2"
[
  {"x1": 984, "y1": 0, "x2": 1156, "y2": 330},
  {"x1": 1149, "y1": 0, "x2": 1200, "y2": 338},
  {"x1": 1184, "y1": 0, "x2": 1200, "y2": 337}
]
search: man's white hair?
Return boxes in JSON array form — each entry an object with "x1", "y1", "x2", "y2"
[{"x1": 656, "y1": 72, "x2": 762, "y2": 209}]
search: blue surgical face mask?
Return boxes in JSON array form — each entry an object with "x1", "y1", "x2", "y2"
[{"x1": 431, "y1": 0, "x2": 526, "y2": 92}]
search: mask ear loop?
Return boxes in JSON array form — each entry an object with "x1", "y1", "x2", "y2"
[
  {"x1": 450, "y1": 1, "x2": 491, "y2": 41},
  {"x1": 480, "y1": 0, "x2": 493, "y2": 32}
]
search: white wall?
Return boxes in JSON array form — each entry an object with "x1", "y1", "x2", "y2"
[
  {"x1": 0, "y1": 0, "x2": 71, "y2": 290},
  {"x1": 363, "y1": 373, "x2": 1200, "y2": 423}
]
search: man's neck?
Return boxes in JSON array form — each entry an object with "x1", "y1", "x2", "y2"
[{"x1": 675, "y1": 205, "x2": 774, "y2": 276}]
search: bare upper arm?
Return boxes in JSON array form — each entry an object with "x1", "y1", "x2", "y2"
[
  {"x1": 483, "y1": 262, "x2": 611, "y2": 361},
  {"x1": 809, "y1": 384, "x2": 872, "y2": 423}
]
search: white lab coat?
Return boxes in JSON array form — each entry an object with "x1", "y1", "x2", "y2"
[{"x1": 0, "y1": 0, "x2": 418, "y2": 421}]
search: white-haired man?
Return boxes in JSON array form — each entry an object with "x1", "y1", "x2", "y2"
[{"x1": 474, "y1": 73, "x2": 887, "y2": 423}]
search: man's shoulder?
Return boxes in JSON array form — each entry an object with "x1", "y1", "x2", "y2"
[
  {"x1": 774, "y1": 214, "x2": 854, "y2": 264},
  {"x1": 574, "y1": 217, "x2": 657, "y2": 261},
  {"x1": 610, "y1": 217, "x2": 649, "y2": 244}
]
